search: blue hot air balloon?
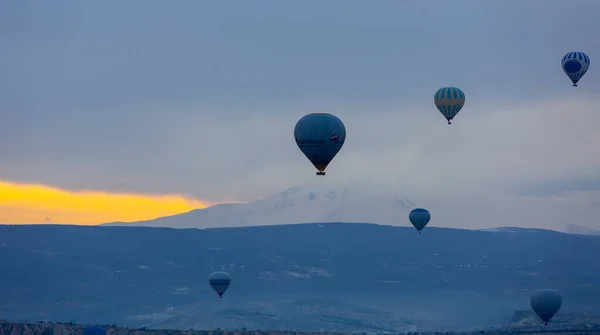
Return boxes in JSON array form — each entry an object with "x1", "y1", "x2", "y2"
[
  {"x1": 209, "y1": 271, "x2": 232, "y2": 298},
  {"x1": 409, "y1": 208, "x2": 431, "y2": 234},
  {"x1": 84, "y1": 326, "x2": 106, "y2": 335},
  {"x1": 434, "y1": 87, "x2": 465, "y2": 125},
  {"x1": 562, "y1": 51, "x2": 590, "y2": 87},
  {"x1": 530, "y1": 289, "x2": 563, "y2": 325},
  {"x1": 294, "y1": 113, "x2": 346, "y2": 176}
]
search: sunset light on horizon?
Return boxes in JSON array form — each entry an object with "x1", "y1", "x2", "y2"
[{"x1": 0, "y1": 180, "x2": 211, "y2": 225}]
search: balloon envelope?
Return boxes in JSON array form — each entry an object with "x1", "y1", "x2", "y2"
[
  {"x1": 84, "y1": 326, "x2": 106, "y2": 335},
  {"x1": 562, "y1": 51, "x2": 590, "y2": 87},
  {"x1": 209, "y1": 271, "x2": 232, "y2": 298},
  {"x1": 294, "y1": 113, "x2": 346, "y2": 175},
  {"x1": 434, "y1": 87, "x2": 465, "y2": 124},
  {"x1": 530, "y1": 289, "x2": 562, "y2": 325},
  {"x1": 409, "y1": 208, "x2": 431, "y2": 232}
]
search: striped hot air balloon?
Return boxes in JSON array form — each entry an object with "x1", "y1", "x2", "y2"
[
  {"x1": 562, "y1": 51, "x2": 590, "y2": 87},
  {"x1": 209, "y1": 271, "x2": 232, "y2": 298},
  {"x1": 434, "y1": 87, "x2": 465, "y2": 125}
]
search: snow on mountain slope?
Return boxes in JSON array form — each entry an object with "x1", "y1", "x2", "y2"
[
  {"x1": 103, "y1": 185, "x2": 417, "y2": 229},
  {"x1": 477, "y1": 227, "x2": 523, "y2": 234},
  {"x1": 565, "y1": 223, "x2": 600, "y2": 236}
]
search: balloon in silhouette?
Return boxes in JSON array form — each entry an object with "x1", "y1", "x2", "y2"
[
  {"x1": 434, "y1": 87, "x2": 465, "y2": 125},
  {"x1": 409, "y1": 208, "x2": 431, "y2": 234},
  {"x1": 530, "y1": 289, "x2": 563, "y2": 325},
  {"x1": 562, "y1": 51, "x2": 590, "y2": 87},
  {"x1": 294, "y1": 113, "x2": 346, "y2": 175},
  {"x1": 209, "y1": 271, "x2": 232, "y2": 298}
]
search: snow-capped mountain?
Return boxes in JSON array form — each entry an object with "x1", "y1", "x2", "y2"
[
  {"x1": 103, "y1": 185, "x2": 418, "y2": 229},
  {"x1": 565, "y1": 223, "x2": 600, "y2": 236}
]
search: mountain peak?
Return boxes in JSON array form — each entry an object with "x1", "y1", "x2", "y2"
[
  {"x1": 104, "y1": 185, "x2": 417, "y2": 229},
  {"x1": 262, "y1": 185, "x2": 355, "y2": 205}
]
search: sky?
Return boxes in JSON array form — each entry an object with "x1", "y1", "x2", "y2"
[{"x1": 1, "y1": 0, "x2": 600, "y2": 227}]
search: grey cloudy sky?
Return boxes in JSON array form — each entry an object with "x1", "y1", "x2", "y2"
[{"x1": 2, "y1": 0, "x2": 600, "y2": 229}]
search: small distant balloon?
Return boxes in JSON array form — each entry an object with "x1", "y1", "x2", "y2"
[
  {"x1": 84, "y1": 326, "x2": 106, "y2": 335},
  {"x1": 209, "y1": 271, "x2": 232, "y2": 298},
  {"x1": 530, "y1": 289, "x2": 562, "y2": 325},
  {"x1": 434, "y1": 87, "x2": 465, "y2": 125},
  {"x1": 294, "y1": 113, "x2": 346, "y2": 176},
  {"x1": 562, "y1": 52, "x2": 590, "y2": 87},
  {"x1": 409, "y1": 208, "x2": 431, "y2": 234}
]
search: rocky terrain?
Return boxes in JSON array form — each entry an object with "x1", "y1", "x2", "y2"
[
  {"x1": 1, "y1": 320, "x2": 600, "y2": 335},
  {"x1": 499, "y1": 311, "x2": 600, "y2": 332}
]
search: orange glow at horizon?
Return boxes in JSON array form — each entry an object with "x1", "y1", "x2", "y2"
[{"x1": 0, "y1": 180, "x2": 211, "y2": 225}]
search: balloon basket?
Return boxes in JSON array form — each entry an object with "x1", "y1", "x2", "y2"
[{"x1": 316, "y1": 172, "x2": 326, "y2": 176}]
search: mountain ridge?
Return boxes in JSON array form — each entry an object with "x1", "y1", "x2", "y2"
[
  {"x1": 102, "y1": 186, "x2": 417, "y2": 230},
  {"x1": 101, "y1": 186, "x2": 600, "y2": 236}
]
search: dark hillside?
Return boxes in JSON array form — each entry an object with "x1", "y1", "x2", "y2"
[{"x1": 0, "y1": 223, "x2": 598, "y2": 331}]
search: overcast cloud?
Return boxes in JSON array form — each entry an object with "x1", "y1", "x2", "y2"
[{"x1": 1, "y1": 0, "x2": 600, "y2": 230}]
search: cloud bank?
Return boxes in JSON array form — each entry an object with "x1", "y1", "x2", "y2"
[{"x1": 1, "y1": 0, "x2": 599, "y2": 228}]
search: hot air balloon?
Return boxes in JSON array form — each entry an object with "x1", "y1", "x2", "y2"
[
  {"x1": 530, "y1": 289, "x2": 562, "y2": 325},
  {"x1": 84, "y1": 326, "x2": 106, "y2": 335},
  {"x1": 434, "y1": 87, "x2": 465, "y2": 125},
  {"x1": 209, "y1": 271, "x2": 232, "y2": 298},
  {"x1": 409, "y1": 208, "x2": 431, "y2": 234},
  {"x1": 294, "y1": 113, "x2": 346, "y2": 175},
  {"x1": 562, "y1": 51, "x2": 590, "y2": 87}
]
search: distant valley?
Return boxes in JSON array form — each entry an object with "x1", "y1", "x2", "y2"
[{"x1": 0, "y1": 223, "x2": 599, "y2": 332}]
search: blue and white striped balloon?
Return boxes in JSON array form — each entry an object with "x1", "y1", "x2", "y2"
[
  {"x1": 434, "y1": 87, "x2": 465, "y2": 125},
  {"x1": 562, "y1": 51, "x2": 590, "y2": 87}
]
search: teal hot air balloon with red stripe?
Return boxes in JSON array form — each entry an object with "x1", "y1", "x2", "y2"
[{"x1": 294, "y1": 113, "x2": 346, "y2": 176}]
